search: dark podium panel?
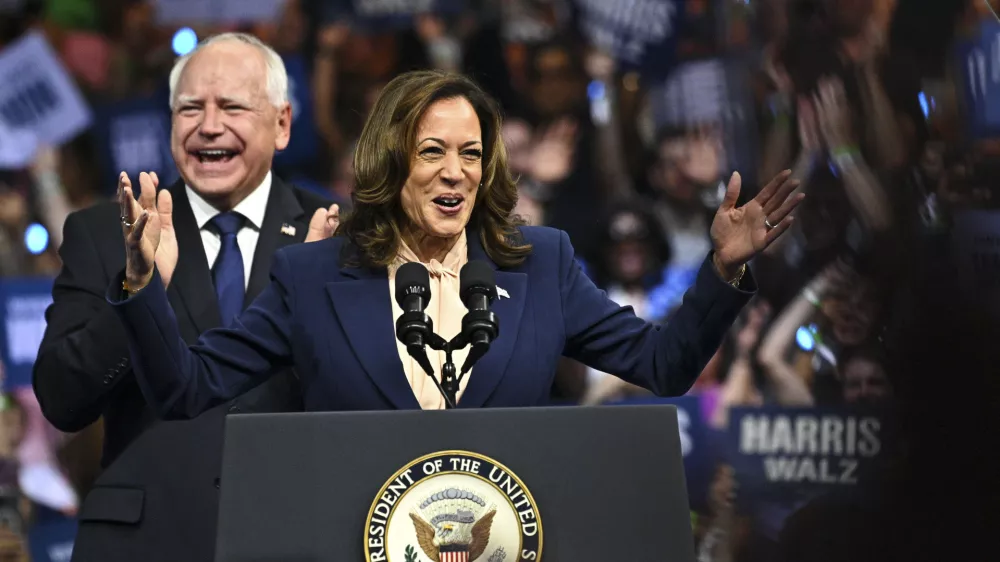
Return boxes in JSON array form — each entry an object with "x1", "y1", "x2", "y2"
[{"x1": 215, "y1": 405, "x2": 695, "y2": 562}]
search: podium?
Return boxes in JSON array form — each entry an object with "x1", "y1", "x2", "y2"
[{"x1": 214, "y1": 405, "x2": 696, "y2": 561}]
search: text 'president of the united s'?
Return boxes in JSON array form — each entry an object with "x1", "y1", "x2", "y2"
[{"x1": 106, "y1": 70, "x2": 803, "y2": 416}]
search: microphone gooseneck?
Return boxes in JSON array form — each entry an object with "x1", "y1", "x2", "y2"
[
  {"x1": 394, "y1": 262, "x2": 435, "y2": 379},
  {"x1": 458, "y1": 261, "x2": 499, "y2": 376},
  {"x1": 392, "y1": 260, "x2": 501, "y2": 409}
]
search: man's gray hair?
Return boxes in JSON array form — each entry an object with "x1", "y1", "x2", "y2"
[{"x1": 168, "y1": 32, "x2": 289, "y2": 110}]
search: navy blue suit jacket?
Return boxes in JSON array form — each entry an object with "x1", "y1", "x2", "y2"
[{"x1": 108, "y1": 226, "x2": 754, "y2": 417}]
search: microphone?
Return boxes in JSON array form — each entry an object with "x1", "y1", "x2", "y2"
[
  {"x1": 458, "y1": 260, "x2": 499, "y2": 375},
  {"x1": 394, "y1": 262, "x2": 435, "y2": 377}
]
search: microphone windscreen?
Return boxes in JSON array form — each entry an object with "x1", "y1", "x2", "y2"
[
  {"x1": 459, "y1": 260, "x2": 498, "y2": 302},
  {"x1": 395, "y1": 262, "x2": 431, "y2": 308}
]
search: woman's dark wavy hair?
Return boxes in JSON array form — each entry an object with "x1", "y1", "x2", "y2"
[{"x1": 338, "y1": 70, "x2": 531, "y2": 268}]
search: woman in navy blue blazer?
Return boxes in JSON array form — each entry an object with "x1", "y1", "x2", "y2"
[{"x1": 110, "y1": 70, "x2": 802, "y2": 418}]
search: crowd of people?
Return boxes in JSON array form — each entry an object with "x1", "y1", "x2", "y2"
[{"x1": 0, "y1": 0, "x2": 997, "y2": 560}]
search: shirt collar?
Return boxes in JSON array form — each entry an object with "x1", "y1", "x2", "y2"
[
  {"x1": 186, "y1": 171, "x2": 272, "y2": 231},
  {"x1": 391, "y1": 229, "x2": 468, "y2": 279}
]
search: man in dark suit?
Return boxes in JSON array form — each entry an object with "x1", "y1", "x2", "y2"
[{"x1": 32, "y1": 32, "x2": 337, "y2": 562}]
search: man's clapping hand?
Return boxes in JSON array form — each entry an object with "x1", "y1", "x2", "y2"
[
  {"x1": 305, "y1": 204, "x2": 340, "y2": 242},
  {"x1": 119, "y1": 171, "x2": 165, "y2": 292}
]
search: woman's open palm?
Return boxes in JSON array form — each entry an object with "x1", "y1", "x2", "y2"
[{"x1": 710, "y1": 170, "x2": 802, "y2": 270}]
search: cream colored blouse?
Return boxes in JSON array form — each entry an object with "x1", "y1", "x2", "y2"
[{"x1": 388, "y1": 231, "x2": 472, "y2": 410}]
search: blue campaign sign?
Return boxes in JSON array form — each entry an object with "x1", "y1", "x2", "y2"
[
  {"x1": 0, "y1": 31, "x2": 92, "y2": 147},
  {"x1": 955, "y1": 19, "x2": 1000, "y2": 138},
  {"x1": 0, "y1": 277, "x2": 53, "y2": 391},
  {"x1": 27, "y1": 508, "x2": 76, "y2": 562},
  {"x1": 725, "y1": 407, "x2": 893, "y2": 503},
  {"x1": 605, "y1": 395, "x2": 711, "y2": 509},
  {"x1": 572, "y1": 0, "x2": 684, "y2": 82},
  {"x1": 92, "y1": 89, "x2": 177, "y2": 195},
  {"x1": 273, "y1": 55, "x2": 319, "y2": 170},
  {"x1": 951, "y1": 209, "x2": 1000, "y2": 315},
  {"x1": 324, "y1": 0, "x2": 466, "y2": 32}
]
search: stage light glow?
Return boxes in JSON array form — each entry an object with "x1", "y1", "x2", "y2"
[
  {"x1": 25, "y1": 223, "x2": 49, "y2": 254},
  {"x1": 172, "y1": 28, "x2": 198, "y2": 56}
]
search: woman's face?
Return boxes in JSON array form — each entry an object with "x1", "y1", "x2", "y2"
[
  {"x1": 609, "y1": 240, "x2": 651, "y2": 284},
  {"x1": 401, "y1": 97, "x2": 483, "y2": 241}
]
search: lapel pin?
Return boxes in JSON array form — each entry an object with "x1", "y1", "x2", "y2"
[
  {"x1": 280, "y1": 223, "x2": 296, "y2": 237},
  {"x1": 497, "y1": 286, "x2": 510, "y2": 299}
]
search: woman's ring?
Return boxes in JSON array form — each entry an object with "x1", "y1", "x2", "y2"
[
  {"x1": 764, "y1": 218, "x2": 775, "y2": 230},
  {"x1": 121, "y1": 216, "x2": 133, "y2": 228}
]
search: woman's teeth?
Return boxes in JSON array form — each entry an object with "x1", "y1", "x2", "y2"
[{"x1": 434, "y1": 197, "x2": 461, "y2": 208}]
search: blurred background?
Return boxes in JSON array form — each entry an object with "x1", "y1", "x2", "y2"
[{"x1": 0, "y1": 0, "x2": 998, "y2": 560}]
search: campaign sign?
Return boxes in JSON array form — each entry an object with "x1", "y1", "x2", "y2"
[
  {"x1": 0, "y1": 278, "x2": 53, "y2": 391},
  {"x1": 27, "y1": 508, "x2": 76, "y2": 562},
  {"x1": 951, "y1": 209, "x2": 1000, "y2": 314},
  {"x1": 324, "y1": 0, "x2": 466, "y2": 32},
  {"x1": 0, "y1": 118, "x2": 39, "y2": 170},
  {"x1": 0, "y1": 31, "x2": 92, "y2": 148},
  {"x1": 153, "y1": 0, "x2": 285, "y2": 24},
  {"x1": 649, "y1": 58, "x2": 727, "y2": 127},
  {"x1": 92, "y1": 90, "x2": 178, "y2": 195},
  {"x1": 273, "y1": 55, "x2": 318, "y2": 170},
  {"x1": 726, "y1": 407, "x2": 891, "y2": 503},
  {"x1": 572, "y1": 0, "x2": 684, "y2": 82},
  {"x1": 955, "y1": 19, "x2": 1000, "y2": 138},
  {"x1": 606, "y1": 395, "x2": 710, "y2": 509}
]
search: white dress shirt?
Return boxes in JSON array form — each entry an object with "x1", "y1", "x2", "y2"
[{"x1": 185, "y1": 172, "x2": 272, "y2": 289}]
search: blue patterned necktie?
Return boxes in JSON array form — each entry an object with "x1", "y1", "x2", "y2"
[{"x1": 210, "y1": 211, "x2": 246, "y2": 327}]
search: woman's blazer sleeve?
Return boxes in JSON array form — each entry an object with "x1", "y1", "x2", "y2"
[
  {"x1": 106, "y1": 250, "x2": 297, "y2": 419},
  {"x1": 558, "y1": 230, "x2": 755, "y2": 396}
]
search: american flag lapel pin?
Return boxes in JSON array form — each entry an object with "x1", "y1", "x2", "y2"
[
  {"x1": 496, "y1": 286, "x2": 509, "y2": 299},
  {"x1": 280, "y1": 223, "x2": 296, "y2": 236}
]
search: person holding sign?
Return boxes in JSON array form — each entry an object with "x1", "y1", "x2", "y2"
[
  {"x1": 32, "y1": 34, "x2": 338, "y2": 562},
  {"x1": 107, "y1": 70, "x2": 803, "y2": 425}
]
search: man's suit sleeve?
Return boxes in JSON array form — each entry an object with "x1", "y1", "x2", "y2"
[
  {"x1": 558, "y1": 230, "x2": 755, "y2": 396},
  {"x1": 33, "y1": 212, "x2": 134, "y2": 432},
  {"x1": 106, "y1": 250, "x2": 297, "y2": 420}
]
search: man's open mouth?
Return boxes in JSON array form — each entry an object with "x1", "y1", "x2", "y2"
[{"x1": 192, "y1": 149, "x2": 239, "y2": 164}]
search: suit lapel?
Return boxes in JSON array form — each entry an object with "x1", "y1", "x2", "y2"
[
  {"x1": 324, "y1": 230, "x2": 528, "y2": 410},
  {"x1": 167, "y1": 181, "x2": 222, "y2": 333},
  {"x1": 246, "y1": 177, "x2": 308, "y2": 304},
  {"x1": 455, "y1": 231, "x2": 527, "y2": 408},
  {"x1": 326, "y1": 263, "x2": 421, "y2": 410}
]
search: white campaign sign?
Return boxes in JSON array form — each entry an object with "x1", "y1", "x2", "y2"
[
  {"x1": 0, "y1": 118, "x2": 39, "y2": 169},
  {"x1": 152, "y1": 0, "x2": 284, "y2": 23},
  {"x1": 0, "y1": 31, "x2": 92, "y2": 151}
]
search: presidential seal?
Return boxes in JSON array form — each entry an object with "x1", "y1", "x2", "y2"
[{"x1": 365, "y1": 450, "x2": 543, "y2": 562}]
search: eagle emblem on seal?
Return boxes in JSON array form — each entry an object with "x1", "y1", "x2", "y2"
[{"x1": 408, "y1": 487, "x2": 496, "y2": 562}]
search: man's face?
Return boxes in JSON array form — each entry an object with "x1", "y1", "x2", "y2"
[{"x1": 171, "y1": 41, "x2": 291, "y2": 208}]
